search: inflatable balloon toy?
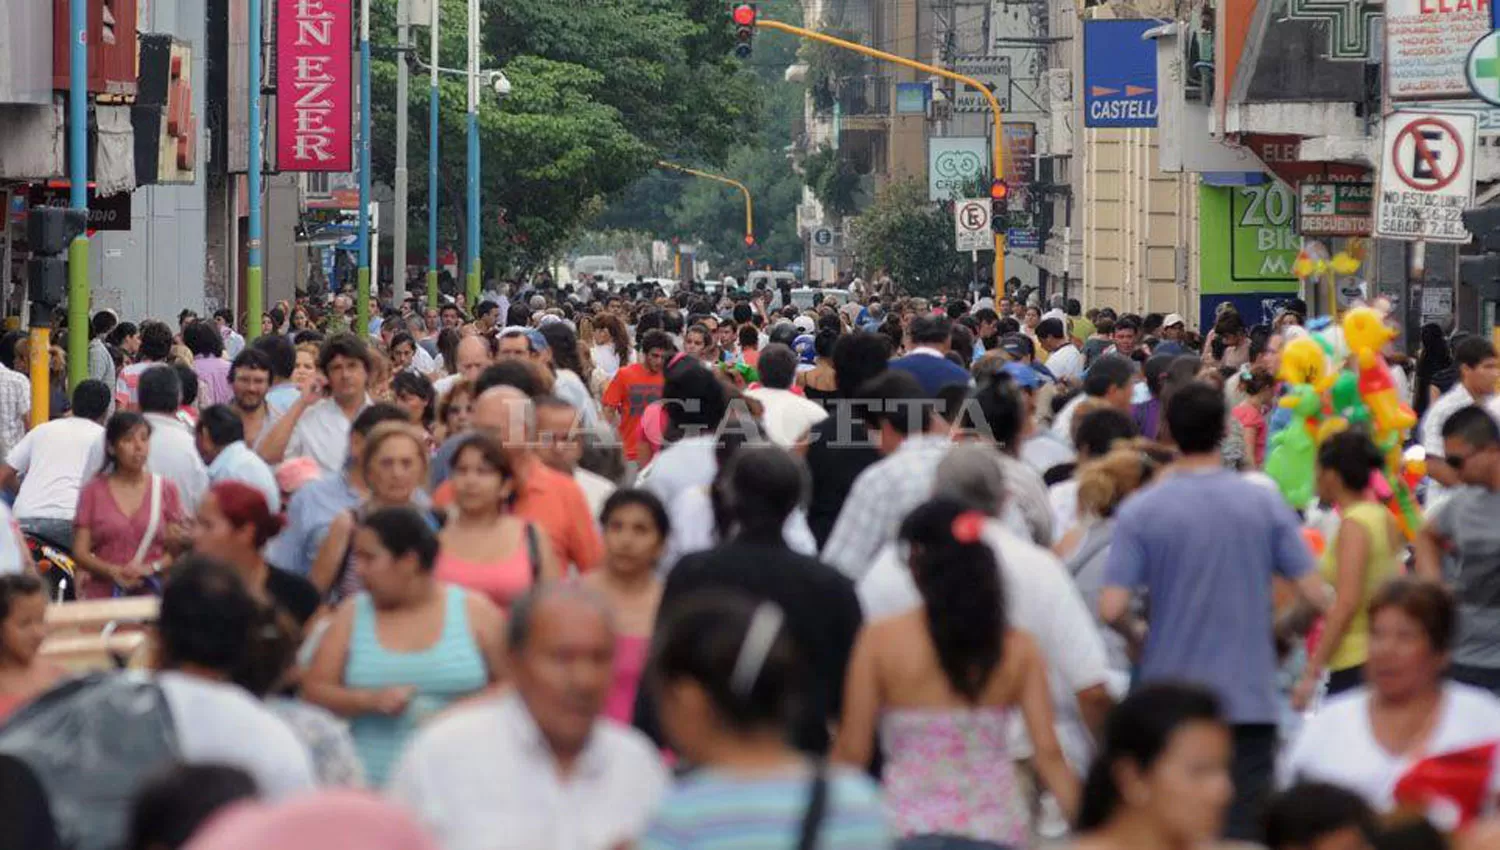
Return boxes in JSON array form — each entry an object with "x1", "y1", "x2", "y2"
[
  {"x1": 1278, "y1": 335, "x2": 1337, "y2": 396},
  {"x1": 1322, "y1": 369, "x2": 1372, "y2": 442},
  {"x1": 1265, "y1": 384, "x2": 1323, "y2": 508},
  {"x1": 1341, "y1": 306, "x2": 1417, "y2": 439}
]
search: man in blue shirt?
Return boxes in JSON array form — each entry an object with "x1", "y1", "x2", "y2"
[
  {"x1": 1099, "y1": 381, "x2": 1327, "y2": 843},
  {"x1": 889, "y1": 314, "x2": 971, "y2": 397},
  {"x1": 196, "y1": 405, "x2": 282, "y2": 513},
  {"x1": 266, "y1": 403, "x2": 412, "y2": 576}
]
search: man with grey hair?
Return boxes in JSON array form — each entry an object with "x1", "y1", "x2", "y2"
[
  {"x1": 459, "y1": 386, "x2": 602, "y2": 571},
  {"x1": 391, "y1": 583, "x2": 667, "y2": 850},
  {"x1": 855, "y1": 443, "x2": 1113, "y2": 778},
  {"x1": 1043, "y1": 292, "x2": 1068, "y2": 323}
]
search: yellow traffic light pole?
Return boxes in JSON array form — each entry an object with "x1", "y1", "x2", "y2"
[
  {"x1": 755, "y1": 17, "x2": 1007, "y2": 301},
  {"x1": 656, "y1": 161, "x2": 755, "y2": 249}
]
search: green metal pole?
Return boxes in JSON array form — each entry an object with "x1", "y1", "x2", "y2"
[
  {"x1": 246, "y1": 0, "x2": 264, "y2": 342},
  {"x1": 67, "y1": 0, "x2": 89, "y2": 391},
  {"x1": 67, "y1": 240, "x2": 87, "y2": 390}
]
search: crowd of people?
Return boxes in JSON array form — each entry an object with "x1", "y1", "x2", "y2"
[{"x1": 0, "y1": 279, "x2": 1492, "y2": 849}]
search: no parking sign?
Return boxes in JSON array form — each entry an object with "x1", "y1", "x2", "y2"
[
  {"x1": 1374, "y1": 110, "x2": 1476, "y2": 243},
  {"x1": 953, "y1": 199, "x2": 992, "y2": 253}
]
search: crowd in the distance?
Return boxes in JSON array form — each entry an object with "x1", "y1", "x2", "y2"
[{"x1": 0, "y1": 277, "x2": 1493, "y2": 850}]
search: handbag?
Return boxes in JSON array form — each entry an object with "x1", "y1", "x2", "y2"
[{"x1": 114, "y1": 475, "x2": 163, "y2": 597}]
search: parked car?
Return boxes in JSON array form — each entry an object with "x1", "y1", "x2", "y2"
[{"x1": 769, "y1": 287, "x2": 850, "y2": 312}]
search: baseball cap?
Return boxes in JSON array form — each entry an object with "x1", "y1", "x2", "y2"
[
  {"x1": 997, "y1": 333, "x2": 1034, "y2": 359},
  {"x1": 1163, "y1": 313, "x2": 1186, "y2": 329},
  {"x1": 792, "y1": 315, "x2": 816, "y2": 334},
  {"x1": 1002, "y1": 361, "x2": 1045, "y2": 389}
]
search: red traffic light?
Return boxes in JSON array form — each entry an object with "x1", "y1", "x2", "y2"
[
  {"x1": 732, "y1": 4, "x2": 757, "y2": 26},
  {"x1": 744, "y1": 234, "x2": 756, "y2": 247},
  {"x1": 990, "y1": 179, "x2": 1009, "y2": 200}
]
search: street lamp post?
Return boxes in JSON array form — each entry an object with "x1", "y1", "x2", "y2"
[
  {"x1": 465, "y1": 0, "x2": 481, "y2": 310},
  {"x1": 393, "y1": 0, "x2": 410, "y2": 309},
  {"x1": 356, "y1": 0, "x2": 373, "y2": 337},
  {"x1": 427, "y1": 0, "x2": 440, "y2": 311},
  {"x1": 246, "y1": 0, "x2": 264, "y2": 342}
]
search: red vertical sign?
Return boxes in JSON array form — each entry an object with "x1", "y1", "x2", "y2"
[{"x1": 276, "y1": 0, "x2": 354, "y2": 172}]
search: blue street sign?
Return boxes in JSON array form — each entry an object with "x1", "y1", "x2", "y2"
[
  {"x1": 1007, "y1": 229, "x2": 1040, "y2": 250},
  {"x1": 1083, "y1": 20, "x2": 1160, "y2": 128}
]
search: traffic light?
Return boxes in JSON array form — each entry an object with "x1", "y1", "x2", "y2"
[
  {"x1": 744, "y1": 233, "x2": 755, "y2": 247},
  {"x1": 1463, "y1": 205, "x2": 1500, "y2": 252},
  {"x1": 1463, "y1": 205, "x2": 1500, "y2": 300},
  {"x1": 731, "y1": 4, "x2": 756, "y2": 59},
  {"x1": 26, "y1": 207, "x2": 86, "y2": 320},
  {"x1": 990, "y1": 179, "x2": 1009, "y2": 234}
]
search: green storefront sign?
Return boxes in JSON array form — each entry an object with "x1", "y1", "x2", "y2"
[{"x1": 1200, "y1": 183, "x2": 1302, "y2": 295}]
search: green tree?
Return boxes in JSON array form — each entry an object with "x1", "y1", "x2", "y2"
[
  {"x1": 800, "y1": 145, "x2": 860, "y2": 218},
  {"x1": 847, "y1": 178, "x2": 972, "y2": 297},
  {"x1": 368, "y1": 0, "x2": 761, "y2": 279},
  {"x1": 585, "y1": 0, "x2": 807, "y2": 272}
]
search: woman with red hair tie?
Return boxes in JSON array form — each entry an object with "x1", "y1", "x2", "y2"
[{"x1": 194, "y1": 480, "x2": 320, "y2": 629}]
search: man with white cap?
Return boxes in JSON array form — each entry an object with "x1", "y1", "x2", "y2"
[{"x1": 1158, "y1": 313, "x2": 1182, "y2": 346}]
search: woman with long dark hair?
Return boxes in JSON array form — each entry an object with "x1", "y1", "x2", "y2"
[
  {"x1": 74, "y1": 412, "x2": 185, "y2": 598},
  {"x1": 638, "y1": 357, "x2": 730, "y2": 506},
  {"x1": 589, "y1": 313, "x2": 632, "y2": 398},
  {"x1": 303, "y1": 506, "x2": 504, "y2": 786},
  {"x1": 1071, "y1": 684, "x2": 1232, "y2": 849},
  {"x1": 1291, "y1": 430, "x2": 1402, "y2": 708},
  {"x1": 1413, "y1": 323, "x2": 1456, "y2": 419},
  {"x1": 641, "y1": 592, "x2": 889, "y2": 850},
  {"x1": 434, "y1": 434, "x2": 558, "y2": 612},
  {"x1": 665, "y1": 413, "x2": 817, "y2": 568},
  {"x1": 638, "y1": 446, "x2": 862, "y2": 759},
  {"x1": 834, "y1": 497, "x2": 1079, "y2": 848}
]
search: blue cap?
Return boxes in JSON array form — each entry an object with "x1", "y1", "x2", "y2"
[
  {"x1": 1002, "y1": 361, "x2": 1045, "y2": 389},
  {"x1": 793, "y1": 334, "x2": 817, "y2": 364}
]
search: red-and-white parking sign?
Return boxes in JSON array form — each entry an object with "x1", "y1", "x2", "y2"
[{"x1": 1375, "y1": 110, "x2": 1476, "y2": 243}]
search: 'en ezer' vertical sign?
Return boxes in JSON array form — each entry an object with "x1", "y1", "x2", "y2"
[{"x1": 276, "y1": 0, "x2": 354, "y2": 171}]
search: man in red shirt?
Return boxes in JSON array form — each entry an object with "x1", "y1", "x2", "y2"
[{"x1": 602, "y1": 330, "x2": 675, "y2": 463}]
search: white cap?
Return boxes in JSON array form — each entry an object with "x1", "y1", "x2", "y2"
[
  {"x1": 793, "y1": 315, "x2": 816, "y2": 334},
  {"x1": 1163, "y1": 313, "x2": 1186, "y2": 328}
]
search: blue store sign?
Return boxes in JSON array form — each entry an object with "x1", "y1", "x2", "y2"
[{"x1": 1083, "y1": 20, "x2": 1160, "y2": 128}]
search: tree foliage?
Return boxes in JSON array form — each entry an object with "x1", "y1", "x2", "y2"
[
  {"x1": 368, "y1": 0, "x2": 759, "y2": 279},
  {"x1": 847, "y1": 178, "x2": 970, "y2": 297},
  {"x1": 800, "y1": 145, "x2": 860, "y2": 219},
  {"x1": 801, "y1": 34, "x2": 867, "y2": 111},
  {"x1": 586, "y1": 0, "x2": 807, "y2": 272}
]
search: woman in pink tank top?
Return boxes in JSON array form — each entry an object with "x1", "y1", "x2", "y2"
[
  {"x1": 581, "y1": 489, "x2": 667, "y2": 724},
  {"x1": 435, "y1": 435, "x2": 559, "y2": 611}
]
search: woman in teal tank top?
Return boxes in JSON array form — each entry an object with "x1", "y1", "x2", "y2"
[{"x1": 304, "y1": 506, "x2": 507, "y2": 786}]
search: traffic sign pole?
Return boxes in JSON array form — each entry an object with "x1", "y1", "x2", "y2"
[{"x1": 753, "y1": 18, "x2": 1007, "y2": 300}]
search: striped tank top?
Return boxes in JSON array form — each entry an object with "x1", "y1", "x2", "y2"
[{"x1": 345, "y1": 584, "x2": 488, "y2": 786}]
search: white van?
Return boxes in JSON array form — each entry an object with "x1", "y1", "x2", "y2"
[{"x1": 746, "y1": 270, "x2": 799, "y2": 292}]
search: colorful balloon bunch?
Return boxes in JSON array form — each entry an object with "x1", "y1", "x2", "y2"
[{"x1": 1264, "y1": 306, "x2": 1423, "y2": 537}]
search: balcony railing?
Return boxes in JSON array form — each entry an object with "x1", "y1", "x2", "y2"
[{"x1": 831, "y1": 75, "x2": 891, "y2": 117}]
